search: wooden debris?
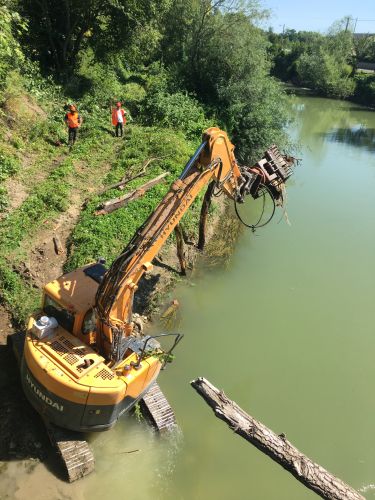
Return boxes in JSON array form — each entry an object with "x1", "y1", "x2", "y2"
[
  {"x1": 160, "y1": 299, "x2": 180, "y2": 330},
  {"x1": 95, "y1": 172, "x2": 169, "y2": 215},
  {"x1": 191, "y1": 377, "x2": 364, "y2": 500},
  {"x1": 97, "y1": 157, "x2": 163, "y2": 196},
  {"x1": 198, "y1": 181, "x2": 215, "y2": 250},
  {"x1": 161, "y1": 299, "x2": 180, "y2": 319},
  {"x1": 53, "y1": 235, "x2": 64, "y2": 255},
  {"x1": 174, "y1": 224, "x2": 186, "y2": 275}
]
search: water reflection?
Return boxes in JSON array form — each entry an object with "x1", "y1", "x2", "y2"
[
  {"x1": 324, "y1": 126, "x2": 375, "y2": 152},
  {"x1": 291, "y1": 95, "x2": 375, "y2": 161}
]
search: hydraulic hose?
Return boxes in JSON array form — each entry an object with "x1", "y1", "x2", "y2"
[{"x1": 234, "y1": 183, "x2": 276, "y2": 231}]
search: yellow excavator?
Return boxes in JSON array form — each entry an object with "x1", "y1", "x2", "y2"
[{"x1": 15, "y1": 127, "x2": 294, "y2": 480}]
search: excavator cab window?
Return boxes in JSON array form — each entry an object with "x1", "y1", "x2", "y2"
[{"x1": 43, "y1": 294, "x2": 75, "y2": 333}]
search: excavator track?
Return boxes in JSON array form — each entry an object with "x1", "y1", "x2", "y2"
[
  {"x1": 46, "y1": 423, "x2": 94, "y2": 482},
  {"x1": 8, "y1": 331, "x2": 95, "y2": 482},
  {"x1": 140, "y1": 382, "x2": 176, "y2": 431}
]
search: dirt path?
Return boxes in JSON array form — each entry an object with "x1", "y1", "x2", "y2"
[{"x1": 14, "y1": 154, "x2": 115, "y2": 290}]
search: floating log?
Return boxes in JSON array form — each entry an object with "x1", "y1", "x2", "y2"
[
  {"x1": 191, "y1": 377, "x2": 364, "y2": 500},
  {"x1": 161, "y1": 299, "x2": 180, "y2": 319},
  {"x1": 53, "y1": 235, "x2": 64, "y2": 255},
  {"x1": 174, "y1": 224, "x2": 186, "y2": 275},
  {"x1": 95, "y1": 172, "x2": 169, "y2": 215},
  {"x1": 198, "y1": 181, "x2": 215, "y2": 250}
]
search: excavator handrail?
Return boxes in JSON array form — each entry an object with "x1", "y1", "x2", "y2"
[
  {"x1": 132, "y1": 332, "x2": 184, "y2": 369},
  {"x1": 179, "y1": 140, "x2": 207, "y2": 179}
]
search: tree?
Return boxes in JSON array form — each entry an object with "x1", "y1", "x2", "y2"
[
  {"x1": 354, "y1": 35, "x2": 375, "y2": 63},
  {"x1": 183, "y1": 8, "x2": 288, "y2": 160},
  {"x1": 17, "y1": 0, "x2": 170, "y2": 76},
  {"x1": 293, "y1": 19, "x2": 355, "y2": 98},
  {"x1": 0, "y1": 4, "x2": 25, "y2": 92},
  {"x1": 296, "y1": 50, "x2": 355, "y2": 98}
]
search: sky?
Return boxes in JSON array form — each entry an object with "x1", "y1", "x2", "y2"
[{"x1": 262, "y1": 0, "x2": 375, "y2": 34}]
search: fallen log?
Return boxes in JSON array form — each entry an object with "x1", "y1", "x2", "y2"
[
  {"x1": 191, "y1": 377, "x2": 364, "y2": 500},
  {"x1": 95, "y1": 172, "x2": 169, "y2": 215},
  {"x1": 96, "y1": 157, "x2": 162, "y2": 196}
]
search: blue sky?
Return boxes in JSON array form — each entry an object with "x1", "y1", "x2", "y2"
[{"x1": 262, "y1": 0, "x2": 375, "y2": 33}]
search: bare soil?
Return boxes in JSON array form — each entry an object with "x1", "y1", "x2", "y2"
[{"x1": 3, "y1": 178, "x2": 28, "y2": 213}]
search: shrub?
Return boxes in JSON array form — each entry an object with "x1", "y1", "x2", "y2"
[
  {"x1": 0, "y1": 186, "x2": 9, "y2": 212},
  {"x1": 0, "y1": 151, "x2": 20, "y2": 181},
  {"x1": 353, "y1": 74, "x2": 375, "y2": 108},
  {"x1": 141, "y1": 91, "x2": 209, "y2": 138},
  {"x1": 296, "y1": 51, "x2": 355, "y2": 98}
]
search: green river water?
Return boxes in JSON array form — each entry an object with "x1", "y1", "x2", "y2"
[{"x1": 2, "y1": 94, "x2": 375, "y2": 500}]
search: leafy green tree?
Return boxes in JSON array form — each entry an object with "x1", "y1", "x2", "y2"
[
  {"x1": 353, "y1": 73, "x2": 375, "y2": 107},
  {"x1": 354, "y1": 35, "x2": 375, "y2": 63},
  {"x1": 160, "y1": 1, "x2": 289, "y2": 161},
  {"x1": 292, "y1": 19, "x2": 355, "y2": 98},
  {"x1": 17, "y1": 0, "x2": 170, "y2": 76},
  {"x1": 296, "y1": 50, "x2": 355, "y2": 98},
  {"x1": 0, "y1": 4, "x2": 25, "y2": 92}
]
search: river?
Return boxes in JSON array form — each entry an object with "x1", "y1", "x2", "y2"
[{"x1": 2, "y1": 94, "x2": 375, "y2": 500}]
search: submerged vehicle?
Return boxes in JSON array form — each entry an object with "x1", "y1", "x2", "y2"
[{"x1": 17, "y1": 127, "x2": 294, "y2": 479}]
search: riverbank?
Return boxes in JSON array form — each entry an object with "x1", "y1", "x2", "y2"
[{"x1": 283, "y1": 81, "x2": 375, "y2": 110}]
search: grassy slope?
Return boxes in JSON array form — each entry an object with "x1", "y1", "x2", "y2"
[{"x1": 0, "y1": 84, "x2": 207, "y2": 325}]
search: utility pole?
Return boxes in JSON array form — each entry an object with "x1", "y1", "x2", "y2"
[
  {"x1": 345, "y1": 16, "x2": 350, "y2": 32},
  {"x1": 354, "y1": 17, "x2": 358, "y2": 33}
]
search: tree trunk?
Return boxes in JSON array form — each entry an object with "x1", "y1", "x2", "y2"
[
  {"x1": 191, "y1": 377, "x2": 364, "y2": 500},
  {"x1": 95, "y1": 172, "x2": 169, "y2": 215},
  {"x1": 174, "y1": 224, "x2": 186, "y2": 275},
  {"x1": 198, "y1": 181, "x2": 215, "y2": 250},
  {"x1": 96, "y1": 157, "x2": 162, "y2": 196}
]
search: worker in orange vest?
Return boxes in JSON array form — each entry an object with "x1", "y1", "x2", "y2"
[
  {"x1": 112, "y1": 102, "x2": 127, "y2": 137},
  {"x1": 64, "y1": 104, "x2": 82, "y2": 147}
]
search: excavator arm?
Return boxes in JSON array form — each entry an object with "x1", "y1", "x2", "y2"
[{"x1": 95, "y1": 127, "x2": 294, "y2": 362}]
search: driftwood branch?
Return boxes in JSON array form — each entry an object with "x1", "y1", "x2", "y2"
[
  {"x1": 95, "y1": 172, "x2": 169, "y2": 215},
  {"x1": 191, "y1": 377, "x2": 364, "y2": 500},
  {"x1": 97, "y1": 157, "x2": 163, "y2": 196}
]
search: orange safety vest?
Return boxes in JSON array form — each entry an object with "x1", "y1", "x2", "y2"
[
  {"x1": 66, "y1": 112, "x2": 80, "y2": 128},
  {"x1": 112, "y1": 108, "x2": 126, "y2": 126}
]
